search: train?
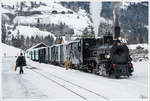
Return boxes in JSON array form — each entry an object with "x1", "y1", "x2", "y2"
[
  {"x1": 27, "y1": 32, "x2": 134, "y2": 78},
  {"x1": 27, "y1": 9, "x2": 134, "y2": 78}
]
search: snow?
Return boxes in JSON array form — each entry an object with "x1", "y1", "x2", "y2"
[
  {"x1": 121, "y1": 2, "x2": 131, "y2": 9},
  {"x1": 2, "y1": 0, "x2": 92, "y2": 37},
  {"x1": 2, "y1": 56, "x2": 148, "y2": 99},
  {"x1": 90, "y1": 1, "x2": 102, "y2": 38},
  {"x1": 26, "y1": 42, "x2": 48, "y2": 52},
  {"x1": 2, "y1": 43, "x2": 22, "y2": 57},
  {"x1": 128, "y1": 43, "x2": 148, "y2": 50},
  {"x1": 78, "y1": 8, "x2": 87, "y2": 16},
  {"x1": 12, "y1": 25, "x2": 56, "y2": 39},
  {"x1": 1, "y1": 1, "x2": 149, "y2": 99},
  {"x1": 121, "y1": 1, "x2": 148, "y2": 10},
  {"x1": 1, "y1": 0, "x2": 17, "y2": 6},
  {"x1": 9, "y1": 1, "x2": 91, "y2": 36},
  {"x1": 2, "y1": 44, "x2": 148, "y2": 100},
  {"x1": 1, "y1": 0, "x2": 45, "y2": 6},
  {"x1": 13, "y1": 13, "x2": 91, "y2": 35},
  {"x1": 1, "y1": 8, "x2": 15, "y2": 14},
  {"x1": 2, "y1": 57, "x2": 83, "y2": 99},
  {"x1": 40, "y1": 14, "x2": 91, "y2": 30},
  {"x1": 31, "y1": 3, "x2": 72, "y2": 13}
]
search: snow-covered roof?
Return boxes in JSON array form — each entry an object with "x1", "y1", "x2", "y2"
[
  {"x1": 49, "y1": 40, "x2": 80, "y2": 48},
  {"x1": 128, "y1": 43, "x2": 148, "y2": 50},
  {"x1": 26, "y1": 42, "x2": 48, "y2": 51}
]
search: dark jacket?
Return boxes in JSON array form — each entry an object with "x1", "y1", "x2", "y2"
[{"x1": 16, "y1": 56, "x2": 26, "y2": 67}]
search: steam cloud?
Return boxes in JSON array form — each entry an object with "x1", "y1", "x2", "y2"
[
  {"x1": 112, "y1": 2, "x2": 122, "y2": 26},
  {"x1": 90, "y1": 1, "x2": 102, "y2": 38}
]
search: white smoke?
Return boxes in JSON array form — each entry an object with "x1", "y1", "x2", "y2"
[
  {"x1": 90, "y1": 1, "x2": 102, "y2": 38},
  {"x1": 112, "y1": 2, "x2": 122, "y2": 25}
]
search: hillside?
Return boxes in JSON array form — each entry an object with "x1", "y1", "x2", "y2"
[
  {"x1": 60, "y1": 1, "x2": 148, "y2": 44},
  {"x1": 2, "y1": 1, "x2": 91, "y2": 37}
]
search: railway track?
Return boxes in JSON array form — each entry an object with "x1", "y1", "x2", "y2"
[{"x1": 27, "y1": 66, "x2": 109, "y2": 100}]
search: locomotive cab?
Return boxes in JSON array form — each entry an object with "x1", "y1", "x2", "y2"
[{"x1": 103, "y1": 33, "x2": 113, "y2": 46}]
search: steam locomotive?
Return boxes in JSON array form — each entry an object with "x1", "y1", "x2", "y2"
[{"x1": 27, "y1": 9, "x2": 134, "y2": 78}]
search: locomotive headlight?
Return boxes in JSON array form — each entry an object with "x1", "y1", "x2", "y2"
[
  {"x1": 130, "y1": 55, "x2": 133, "y2": 59},
  {"x1": 106, "y1": 55, "x2": 110, "y2": 59},
  {"x1": 118, "y1": 37, "x2": 122, "y2": 40}
]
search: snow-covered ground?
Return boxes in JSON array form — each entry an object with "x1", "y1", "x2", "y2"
[
  {"x1": 2, "y1": 56, "x2": 148, "y2": 100},
  {"x1": 2, "y1": 43, "x2": 22, "y2": 57},
  {"x1": 2, "y1": 44, "x2": 149, "y2": 100},
  {"x1": 13, "y1": 13, "x2": 91, "y2": 36},
  {"x1": 30, "y1": 3, "x2": 73, "y2": 13}
]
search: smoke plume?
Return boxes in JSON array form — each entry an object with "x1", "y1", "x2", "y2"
[
  {"x1": 112, "y1": 2, "x2": 122, "y2": 26},
  {"x1": 90, "y1": 1, "x2": 102, "y2": 38}
]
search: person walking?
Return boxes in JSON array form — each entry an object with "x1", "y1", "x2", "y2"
[{"x1": 16, "y1": 53, "x2": 26, "y2": 74}]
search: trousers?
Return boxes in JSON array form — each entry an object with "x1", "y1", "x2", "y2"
[{"x1": 19, "y1": 66, "x2": 24, "y2": 74}]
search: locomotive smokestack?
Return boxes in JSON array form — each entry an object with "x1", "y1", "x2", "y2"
[{"x1": 113, "y1": 8, "x2": 120, "y2": 39}]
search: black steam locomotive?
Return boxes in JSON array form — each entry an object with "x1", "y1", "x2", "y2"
[{"x1": 27, "y1": 9, "x2": 134, "y2": 78}]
